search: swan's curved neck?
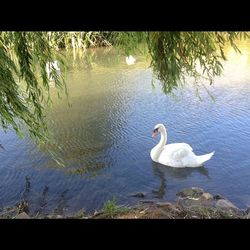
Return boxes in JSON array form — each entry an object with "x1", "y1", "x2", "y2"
[
  {"x1": 151, "y1": 127, "x2": 167, "y2": 162},
  {"x1": 158, "y1": 128, "x2": 167, "y2": 149},
  {"x1": 151, "y1": 128, "x2": 167, "y2": 158}
]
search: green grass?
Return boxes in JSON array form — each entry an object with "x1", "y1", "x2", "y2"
[
  {"x1": 75, "y1": 208, "x2": 87, "y2": 218},
  {"x1": 101, "y1": 198, "x2": 129, "y2": 218}
]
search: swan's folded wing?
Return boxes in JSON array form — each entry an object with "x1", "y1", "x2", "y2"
[
  {"x1": 164, "y1": 143, "x2": 193, "y2": 161},
  {"x1": 171, "y1": 148, "x2": 190, "y2": 160},
  {"x1": 178, "y1": 143, "x2": 193, "y2": 152}
]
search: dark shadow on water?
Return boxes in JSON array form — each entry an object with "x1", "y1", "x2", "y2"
[
  {"x1": 36, "y1": 186, "x2": 49, "y2": 214},
  {"x1": 152, "y1": 162, "x2": 210, "y2": 180},
  {"x1": 53, "y1": 189, "x2": 69, "y2": 215},
  {"x1": 64, "y1": 161, "x2": 106, "y2": 178},
  {"x1": 19, "y1": 176, "x2": 31, "y2": 201},
  {"x1": 16, "y1": 177, "x2": 72, "y2": 216},
  {"x1": 151, "y1": 162, "x2": 210, "y2": 198}
]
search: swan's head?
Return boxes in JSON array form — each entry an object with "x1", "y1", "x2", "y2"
[{"x1": 152, "y1": 123, "x2": 166, "y2": 138}]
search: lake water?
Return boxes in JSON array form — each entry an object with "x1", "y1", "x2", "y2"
[{"x1": 1, "y1": 43, "x2": 250, "y2": 215}]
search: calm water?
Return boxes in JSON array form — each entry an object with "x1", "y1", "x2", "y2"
[{"x1": 1, "y1": 44, "x2": 250, "y2": 215}]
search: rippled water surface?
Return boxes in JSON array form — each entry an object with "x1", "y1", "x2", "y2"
[{"x1": 1, "y1": 43, "x2": 250, "y2": 215}]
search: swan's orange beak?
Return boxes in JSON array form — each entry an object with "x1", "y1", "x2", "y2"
[
  {"x1": 152, "y1": 132, "x2": 158, "y2": 138},
  {"x1": 152, "y1": 127, "x2": 159, "y2": 138}
]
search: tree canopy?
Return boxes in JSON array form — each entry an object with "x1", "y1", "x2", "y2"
[
  {"x1": 113, "y1": 32, "x2": 249, "y2": 92},
  {"x1": 0, "y1": 31, "x2": 248, "y2": 147}
]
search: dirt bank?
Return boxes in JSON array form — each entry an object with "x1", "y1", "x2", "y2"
[{"x1": 1, "y1": 187, "x2": 249, "y2": 219}]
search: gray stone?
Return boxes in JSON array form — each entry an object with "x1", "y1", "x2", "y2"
[
  {"x1": 191, "y1": 215, "x2": 199, "y2": 219},
  {"x1": 45, "y1": 215, "x2": 54, "y2": 219},
  {"x1": 244, "y1": 207, "x2": 250, "y2": 219},
  {"x1": 177, "y1": 198, "x2": 202, "y2": 207},
  {"x1": 176, "y1": 187, "x2": 204, "y2": 200},
  {"x1": 45, "y1": 214, "x2": 65, "y2": 219},
  {"x1": 139, "y1": 200, "x2": 155, "y2": 204},
  {"x1": 213, "y1": 194, "x2": 224, "y2": 200},
  {"x1": 156, "y1": 202, "x2": 180, "y2": 212},
  {"x1": 16, "y1": 212, "x2": 30, "y2": 219},
  {"x1": 156, "y1": 202, "x2": 173, "y2": 207},
  {"x1": 130, "y1": 192, "x2": 146, "y2": 198},
  {"x1": 201, "y1": 193, "x2": 213, "y2": 200},
  {"x1": 177, "y1": 195, "x2": 215, "y2": 208},
  {"x1": 16, "y1": 200, "x2": 29, "y2": 214},
  {"x1": 216, "y1": 199, "x2": 238, "y2": 210}
]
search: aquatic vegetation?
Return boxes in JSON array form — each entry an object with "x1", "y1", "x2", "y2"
[{"x1": 100, "y1": 198, "x2": 129, "y2": 218}]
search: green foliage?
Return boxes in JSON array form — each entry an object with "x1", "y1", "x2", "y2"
[
  {"x1": 76, "y1": 208, "x2": 87, "y2": 218},
  {"x1": 112, "y1": 32, "x2": 148, "y2": 55},
  {"x1": 0, "y1": 31, "x2": 114, "y2": 165},
  {"x1": 46, "y1": 32, "x2": 112, "y2": 50},
  {"x1": 113, "y1": 32, "x2": 249, "y2": 93},
  {"x1": 0, "y1": 32, "x2": 64, "y2": 142},
  {"x1": 102, "y1": 197, "x2": 129, "y2": 218}
]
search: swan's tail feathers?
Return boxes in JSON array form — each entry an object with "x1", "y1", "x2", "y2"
[{"x1": 197, "y1": 151, "x2": 215, "y2": 166}]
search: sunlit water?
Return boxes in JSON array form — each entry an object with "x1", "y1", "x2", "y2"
[{"x1": 1, "y1": 43, "x2": 250, "y2": 215}]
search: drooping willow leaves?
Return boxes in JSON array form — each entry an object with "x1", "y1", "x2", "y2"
[
  {"x1": 0, "y1": 31, "x2": 113, "y2": 165},
  {"x1": 0, "y1": 32, "x2": 63, "y2": 140},
  {"x1": 113, "y1": 31, "x2": 249, "y2": 93}
]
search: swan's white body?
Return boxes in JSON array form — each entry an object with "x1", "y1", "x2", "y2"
[
  {"x1": 150, "y1": 124, "x2": 214, "y2": 168},
  {"x1": 126, "y1": 55, "x2": 136, "y2": 65}
]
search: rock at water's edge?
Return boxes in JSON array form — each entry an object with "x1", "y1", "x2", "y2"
[
  {"x1": 216, "y1": 199, "x2": 238, "y2": 210},
  {"x1": 176, "y1": 187, "x2": 204, "y2": 199},
  {"x1": 201, "y1": 193, "x2": 214, "y2": 200},
  {"x1": 130, "y1": 192, "x2": 146, "y2": 198},
  {"x1": 16, "y1": 212, "x2": 30, "y2": 219}
]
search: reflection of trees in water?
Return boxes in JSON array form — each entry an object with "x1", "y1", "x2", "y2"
[
  {"x1": 53, "y1": 189, "x2": 69, "y2": 215},
  {"x1": 62, "y1": 47, "x2": 126, "y2": 71},
  {"x1": 20, "y1": 176, "x2": 31, "y2": 201},
  {"x1": 65, "y1": 162, "x2": 105, "y2": 177},
  {"x1": 35, "y1": 185, "x2": 49, "y2": 215},
  {"x1": 19, "y1": 176, "x2": 70, "y2": 216},
  {"x1": 152, "y1": 174, "x2": 166, "y2": 199},
  {"x1": 151, "y1": 162, "x2": 210, "y2": 198},
  {"x1": 41, "y1": 51, "x2": 140, "y2": 177}
]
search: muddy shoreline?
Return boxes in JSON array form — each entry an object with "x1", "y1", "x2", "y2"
[{"x1": 1, "y1": 187, "x2": 250, "y2": 219}]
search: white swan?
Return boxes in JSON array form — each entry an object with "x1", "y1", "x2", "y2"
[
  {"x1": 126, "y1": 55, "x2": 136, "y2": 65},
  {"x1": 150, "y1": 124, "x2": 214, "y2": 168}
]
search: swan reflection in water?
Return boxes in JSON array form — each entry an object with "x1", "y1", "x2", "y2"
[{"x1": 151, "y1": 162, "x2": 210, "y2": 199}]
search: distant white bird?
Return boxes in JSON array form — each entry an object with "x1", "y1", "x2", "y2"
[
  {"x1": 126, "y1": 55, "x2": 136, "y2": 65},
  {"x1": 45, "y1": 60, "x2": 60, "y2": 81}
]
